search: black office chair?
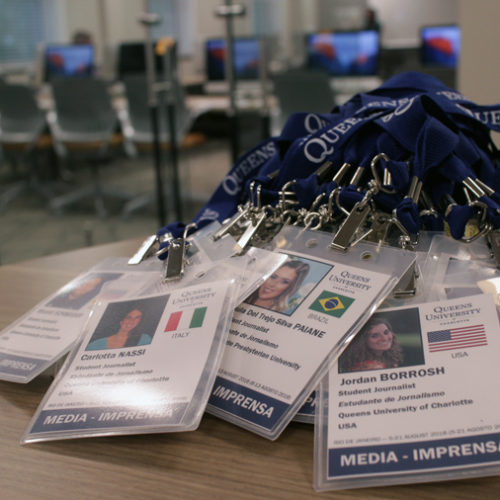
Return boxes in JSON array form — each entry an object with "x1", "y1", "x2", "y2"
[
  {"x1": 121, "y1": 73, "x2": 192, "y2": 147},
  {"x1": 0, "y1": 84, "x2": 51, "y2": 211},
  {"x1": 271, "y1": 69, "x2": 336, "y2": 133},
  {"x1": 119, "y1": 74, "x2": 196, "y2": 217},
  {"x1": 48, "y1": 77, "x2": 130, "y2": 216}
]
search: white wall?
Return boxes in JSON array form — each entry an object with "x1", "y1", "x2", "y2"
[
  {"x1": 368, "y1": 0, "x2": 458, "y2": 48},
  {"x1": 458, "y1": 0, "x2": 500, "y2": 145},
  {"x1": 458, "y1": 0, "x2": 500, "y2": 103}
]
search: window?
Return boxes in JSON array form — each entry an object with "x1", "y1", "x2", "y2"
[
  {"x1": 148, "y1": 0, "x2": 194, "y2": 56},
  {"x1": 0, "y1": 0, "x2": 45, "y2": 66}
]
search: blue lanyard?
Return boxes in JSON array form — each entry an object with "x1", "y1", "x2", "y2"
[{"x1": 155, "y1": 71, "x2": 500, "y2": 253}]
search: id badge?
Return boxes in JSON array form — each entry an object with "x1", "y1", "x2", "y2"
[
  {"x1": 315, "y1": 293, "x2": 500, "y2": 490},
  {"x1": 0, "y1": 258, "x2": 161, "y2": 383},
  {"x1": 22, "y1": 278, "x2": 236, "y2": 442},
  {"x1": 293, "y1": 391, "x2": 317, "y2": 423},
  {"x1": 207, "y1": 225, "x2": 416, "y2": 440}
]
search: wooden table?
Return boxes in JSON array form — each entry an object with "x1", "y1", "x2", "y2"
[{"x1": 1, "y1": 240, "x2": 499, "y2": 499}]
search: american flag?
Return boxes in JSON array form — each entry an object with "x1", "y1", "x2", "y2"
[{"x1": 427, "y1": 324, "x2": 487, "y2": 352}]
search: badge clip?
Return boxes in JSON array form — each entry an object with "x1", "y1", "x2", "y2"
[
  {"x1": 212, "y1": 203, "x2": 251, "y2": 241},
  {"x1": 233, "y1": 211, "x2": 267, "y2": 255},
  {"x1": 329, "y1": 201, "x2": 372, "y2": 251},
  {"x1": 329, "y1": 185, "x2": 377, "y2": 251},
  {"x1": 128, "y1": 235, "x2": 159, "y2": 265},
  {"x1": 163, "y1": 238, "x2": 186, "y2": 281},
  {"x1": 163, "y1": 224, "x2": 197, "y2": 281}
]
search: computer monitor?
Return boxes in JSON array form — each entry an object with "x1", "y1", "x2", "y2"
[
  {"x1": 420, "y1": 25, "x2": 461, "y2": 68},
  {"x1": 117, "y1": 41, "x2": 175, "y2": 80},
  {"x1": 44, "y1": 44, "x2": 95, "y2": 80},
  {"x1": 305, "y1": 29, "x2": 380, "y2": 77},
  {"x1": 205, "y1": 37, "x2": 261, "y2": 81}
]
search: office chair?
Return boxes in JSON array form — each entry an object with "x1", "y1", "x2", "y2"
[
  {"x1": 121, "y1": 74, "x2": 192, "y2": 148},
  {"x1": 119, "y1": 74, "x2": 197, "y2": 218},
  {"x1": 48, "y1": 77, "x2": 130, "y2": 216},
  {"x1": 271, "y1": 69, "x2": 336, "y2": 134},
  {"x1": 0, "y1": 84, "x2": 51, "y2": 211}
]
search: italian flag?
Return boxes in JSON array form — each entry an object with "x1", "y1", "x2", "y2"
[{"x1": 164, "y1": 307, "x2": 207, "y2": 332}]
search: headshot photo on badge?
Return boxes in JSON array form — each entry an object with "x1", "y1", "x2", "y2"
[
  {"x1": 86, "y1": 295, "x2": 169, "y2": 351},
  {"x1": 338, "y1": 307, "x2": 424, "y2": 373},
  {"x1": 245, "y1": 256, "x2": 330, "y2": 315},
  {"x1": 245, "y1": 260, "x2": 310, "y2": 314},
  {"x1": 47, "y1": 273, "x2": 121, "y2": 310}
]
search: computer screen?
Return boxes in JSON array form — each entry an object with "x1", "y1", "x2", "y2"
[
  {"x1": 306, "y1": 30, "x2": 380, "y2": 76},
  {"x1": 44, "y1": 44, "x2": 95, "y2": 80},
  {"x1": 117, "y1": 41, "x2": 176, "y2": 79},
  {"x1": 420, "y1": 25, "x2": 461, "y2": 68},
  {"x1": 205, "y1": 37, "x2": 261, "y2": 81}
]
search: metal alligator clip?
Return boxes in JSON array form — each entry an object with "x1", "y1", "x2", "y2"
[
  {"x1": 329, "y1": 182, "x2": 377, "y2": 251},
  {"x1": 163, "y1": 223, "x2": 197, "y2": 281},
  {"x1": 128, "y1": 234, "x2": 160, "y2": 265},
  {"x1": 128, "y1": 232, "x2": 173, "y2": 265},
  {"x1": 212, "y1": 202, "x2": 252, "y2": 241},
  {"x1": 234, "y1": 183, "x2": 267, "y2": 255}
]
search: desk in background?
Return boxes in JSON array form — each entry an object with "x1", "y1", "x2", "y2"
[{"x1": 1, "y1": 240, "x2": 499, "y2": 499}]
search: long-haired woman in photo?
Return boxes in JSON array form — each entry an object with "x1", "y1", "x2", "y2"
[
  {"x1": 246, "y1": 260, "x2": 310, "y2": 313},
  {"x1": 339, "y1": 317, "x2": 403, "y2": 372},
  {"x1": 86, "y1": 308, "x2": 151, "y2": 350}
]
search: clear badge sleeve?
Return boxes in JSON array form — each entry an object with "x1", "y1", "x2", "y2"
[
  {"x1": 424, "y1": 234, "x2": 499, "y2": 301},
  {"x1": 315, "y1": 292, "x2": 500, "y2": 491},
  {"x1": 293, "y1": 390, "x2": 318, "y2": 423},
  {"x1": 0, "y1": 257, "x2": 161, "y2": 383},
  {"x1": 142, "y1": 244, "x2": 288, "y2": 307},
  {"x1": 22, "y1": 276, "x2": 237, "y2": 443},
  {"x1": 294, "y1": 234, "x2": 439, "y2": 424},
  {"x1": 207, "y1": 225, "x2": 416, "y2": 440}
]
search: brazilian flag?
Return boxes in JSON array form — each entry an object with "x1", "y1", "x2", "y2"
[{"x1": 309, "y1": 291, "x2": 354, "y2": 318}]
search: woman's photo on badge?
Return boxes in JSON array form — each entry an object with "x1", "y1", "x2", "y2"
[
  {"x1": 245, "y1": 255, "x2": 331, "y2": 315},
  {"x1": 338, "y1": 307, "x2": 425, "y2": 373},
  {"x1": 86, "y1": 295, "x2": 169, "y2": 351},
  {"x1": 47, "y1": 272, "x2": 121, "y2": 310}
]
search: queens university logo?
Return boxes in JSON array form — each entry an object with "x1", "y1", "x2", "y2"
[{"x1": 309, "y1": 291, "x2": 354, "y2": 318}]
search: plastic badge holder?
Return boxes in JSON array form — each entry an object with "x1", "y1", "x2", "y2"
[
  {"x1": 22, "y1": 276, "x2": 238, "y2": 443},
  {"x1": 140, "y1": 221, "x2": 238, "y2": 296},
  {"x1": 293, "y1": 390, "x2": 318, "y2": 423},
  {"x1": 207, "y1": 225, "x2": 416, "y2": 440},
  {"x1": 139, "y1": 221, "x2": 288, "y2": 304},
  {"x1": 294, "y1": 233, "x2": 439, "y2": 425},
  {"x1": 0, "y1": 257, "x2": 161, "y2": 383},
  {"x1": 314, "y1": 291, "x2": 500, "y2": 490},
  {"x1": 423, "y1": 234, "x2": 498, "y2": 301},
  {"x1": 182, "y1": 247, "x2": 289, "y2": 306}
]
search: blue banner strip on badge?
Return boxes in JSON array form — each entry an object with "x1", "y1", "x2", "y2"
[
  {"x1": 329, "y1": 432, "x2": 500, "y2": 477},
  {"x1": 208, "y1": 376, "x2": 290, "y2": 430},
  {"x1": 0, "y1": 352, "x2": 46, "y2": 378},
  {"x1": 296, "y1": 391, "x2": 317, "y2": 417},
  {"x1": 30, "y1": 403, "x2": 189, "y2": 433}
]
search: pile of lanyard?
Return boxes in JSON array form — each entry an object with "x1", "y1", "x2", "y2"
[{"x1": 156, "y1": 71, "x2": 500, "y2": 257}]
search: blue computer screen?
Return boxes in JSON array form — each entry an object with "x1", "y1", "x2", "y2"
[
  {"x1": 205, "y1": 37, "x2": 260, "y2": 81},
  {"x1": 420, "y1": 25, "x2": 460, "y2": 68},
  {"x1": 306, "y1": 30, "x2": 380, "y2": 76},
  {"x1": 44, "y1": 44, "x2": 95, "y2": 80}
]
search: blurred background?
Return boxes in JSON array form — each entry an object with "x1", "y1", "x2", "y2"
[{"x1": 0, "y1": 0, "x2": 497, "y2": 264}]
